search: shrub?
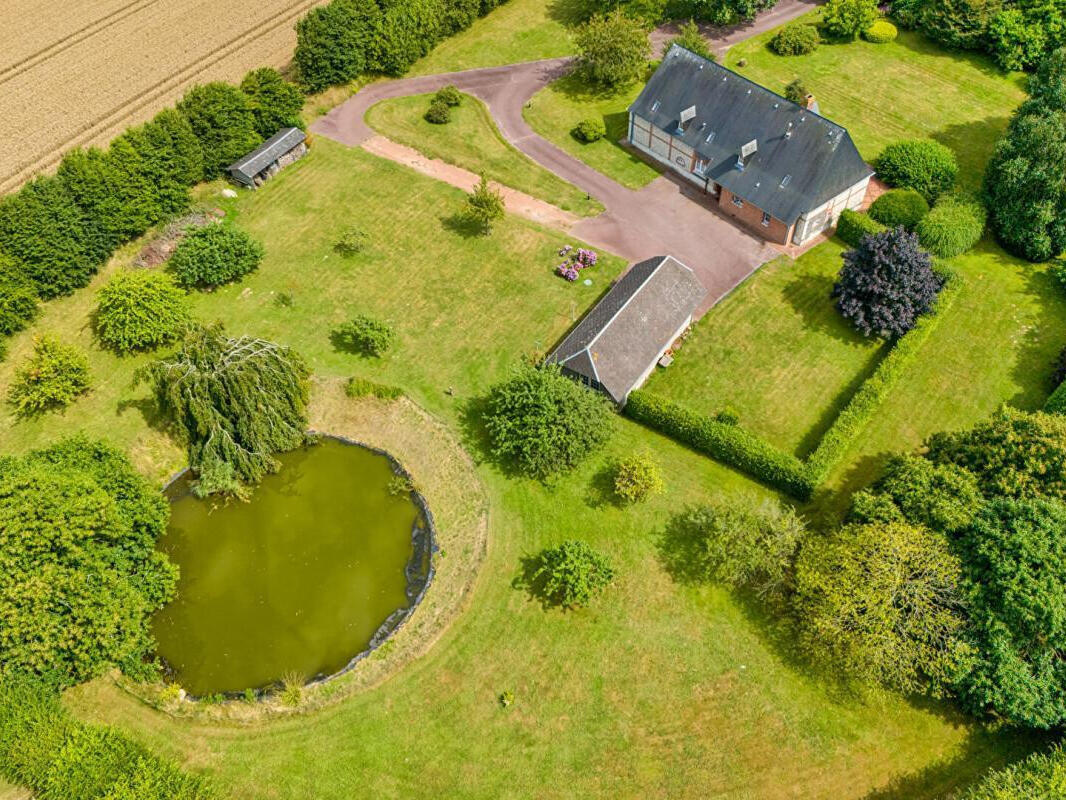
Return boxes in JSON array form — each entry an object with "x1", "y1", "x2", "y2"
[
  {"x1": 835, "y1": 209, "x2": 887, "y2": 246},
  {"x1": 483, "y1": 361, "x2": 614, "y2": 480},
  {"x1": 624, "y1": 391, "x2": 813, "y2": 499},
  {"x1": 434, "y1": 85, "x2": 463, "y2": 106},
  {"x1": 868, "y1": 188, "x2": 929, "y2": 229},
  {"x1": 460, "y1": 174, "x2": 505, "y2": 234},
  {"x1": 372, "y1": 0, "x2": 447, "y2": 76},
  {"x1": 862, "y1": 19, "x2": 898, "y2": 42},
  {"x1": 1048, "y1": 380, "x2": 1066, "y2": 414},
  {"x1": 94, "y1": 271, "x2": 190, "y2": 354},
  {"x1": 770, "y1": 23, "x2": 820, "y2": 55},
  {"x1": 575, "y1": 10, "x2": 651, "y2": 88},
  {"x1": 916, "y1": 193, "x2": 987, "y2": 257},
  {"x1": 875, "y1": 140, "x2": 959, "y2": 203},
  {"x1": 169, "y1": 224, "x2": 264, "y2": 289},
  {"x1": 962, "y1": 745, "x2": 1066, "y2": 799},
  {"x1": 240, "y1": 67, "x2": 305, "y2": 138},
  {"x1": 821, "y1": 0, "x2": 879, "y2": 39},
  {"x1": 987, "y1": 8, "x2": 1048, "y2": 71},
  {"x1": 612, "y1": 452, "x2": 664, "y2": 503},
  {"x1": 916, "y1": 0, "x2": 999, "y2": 50},
  {"x1": 0, "y1": 273, "x2": 38, "y2": 337},
  {"x1": 294, "y1": 0, "x2": 380, "y2": 92},
  {"x1": 531, "y1": 540, "x2": 615, "y2": 608},
  {"x1": 783, "y1": 77, "x2": 809, "y2": 105},
  {"x1": 424, "y1": 98, "x2": 451, "y2": 124},
  {"x1": 849, "y1": 455, "x2": 983, "y2": 533},
  {"x1": 334, "y1": 225, "x2": 369, "y2": 256},
  {"x1": 7, "y1": 336, "x2": 91, "y2": 415},
  {"x1": 572, "y1": 117, "x2": 607, "y2": 143},
  {"x1": 345, "y1": 376, "x2": 403, "y2": 400},
  {"x1": 176, "y1": 83, "x2": 262, "y2": 180},
  {"x1": 667, "y1": 19, "x2": 714, "y2": 60},
  {"x1": 331, "y1": 314, "x2": 396, "y2": 356}
]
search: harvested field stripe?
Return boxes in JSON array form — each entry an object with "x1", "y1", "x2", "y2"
[
  {"x1": 0, "y1": 0, "x2": 320, "y2": 193},
  {"x1": 0, "y1": 0, "x2": 162, "y2": 86}
]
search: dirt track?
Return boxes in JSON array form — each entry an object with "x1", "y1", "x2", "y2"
[{"x1": 0, "y1": 0, "x2": 324, "y2": 193}]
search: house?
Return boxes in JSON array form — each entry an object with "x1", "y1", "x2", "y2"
[
  {"x1": 547, "y1": 255, "x2": 706, "y2": 405},
  {"x1": 628, "y1": 45, "x2": 873, "y2": 246},
  {"x1": 227, "y1": 127, "x2": 307, "y2": 189}
]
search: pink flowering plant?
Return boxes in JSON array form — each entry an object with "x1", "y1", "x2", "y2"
[{"x1": 555, "y1": 244, "x2": 599, "y2": 281}]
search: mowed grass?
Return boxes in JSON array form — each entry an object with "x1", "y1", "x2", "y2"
[
  {"x1": 725, "y1": 16, "x2": 1027, "y2": 189},
  {"x1": 643, "y1": 241, "x2": 886, "y2": 457},
  {"x1": 366, "y1": 92, "x2": 602, "y2": 215},
  {"x1": 524, "y1": 72, "x2": 662, "y2": 188}
]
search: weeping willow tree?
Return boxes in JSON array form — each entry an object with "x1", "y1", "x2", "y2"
[{"x1": 140, "y1": 323, "x2": 312, "y2": 496}]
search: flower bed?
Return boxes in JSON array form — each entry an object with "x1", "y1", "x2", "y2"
[{"x1": 556, "y1": 244, "x2": 598, "y2": 281}]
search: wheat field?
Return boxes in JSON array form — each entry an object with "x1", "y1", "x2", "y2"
[{"x1": 0, "y1": 0, "x2": 325, "y2": 193}]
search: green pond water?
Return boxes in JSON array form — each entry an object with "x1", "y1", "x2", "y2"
[{"x1": 152, "y1": 438, "x2": 428, "y2": 696}]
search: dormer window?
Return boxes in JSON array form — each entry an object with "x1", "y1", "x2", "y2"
[
  {"x1": 675, "y1": 105, "x2": 697, "y2": 134},
  {"x1": 651, "y1": 100, "x2": 661, "y2": 112},
  {"x1": 780, "y1": 174, "x2": 792, "y2": 188}
]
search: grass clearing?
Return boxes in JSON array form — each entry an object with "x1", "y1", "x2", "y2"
[{"x1": 366, "y1": 92, "x2": 601, "y2": 215}]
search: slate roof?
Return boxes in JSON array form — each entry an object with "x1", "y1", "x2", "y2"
[
  {"x1": 630, "y1": 45, "x2": 872, "y2": 224},
  {"x1": 549, "y1": 255, "x2": 706, "y2": 404},
  {"x1": 227, "y1": 127, "x2": 305, "y2": 182}
]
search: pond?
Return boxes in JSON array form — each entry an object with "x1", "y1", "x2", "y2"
[{"x1": 152, "y1": 438, "x2": 433, "y2": 697}]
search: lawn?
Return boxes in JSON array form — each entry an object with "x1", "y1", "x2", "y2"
[
  {"x1": 642, "y1": 241, "x2": 886, "y2": 457},
  {"x1": 725, "y1": 15, "x2": 1028, "y2": 189},
  {"x1": 0, "y1": 137, "x2": 1043, "y2": 798},
  {"x1": 366, "y1": 92, "x2": 602, "y2": 216},
  {"x1": 523, "y1": 71, "x2": 662, "y2": 189}
]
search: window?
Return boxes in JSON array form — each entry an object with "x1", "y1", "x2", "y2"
[
  {"x1": 732, "y1": 195, "x2": 744, "y2": 208},
  {"x1": 761, "y1": 211, "x2": 771, "y2": 226}
]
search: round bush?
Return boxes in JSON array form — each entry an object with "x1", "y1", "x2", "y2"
[
  {"x1": 94, "y1": 271, "x2": 190, "y2": 354},
  {"x1": 612, "y1": 453, "x2": 664, "y2": 503},
  {"x1": 771, "y1": 23, "x2": 821, "y2": 55},
  {"x1": 916, "y1": 194, "x2": 987, "y2": 258},
  {"x1": 424, "y1": 99, "x2": 451, "y2": 124},
  {"x1": 531, "y1": 540, "x2": 615, "y2": 608},
  {"x1": 863, "y1": 19, "x2": 898, "y2": 42},
  {"x1": 572, "y1": 117, "x2": 607, "y2": 143},
  {"x1": 7, "y1": 336, "x2": 91, "y2": 415},
  {"x1": 874, "y1": 140, "x2": 959, "y2": 202},
  {"x1": 168, "y1": 225, "x2": 264, "y2": 290},
  {"x1": 434, "y1": 85, "x2": 462, "y2": 107},
  {"x1": 869, "y1": 188, "x2": 930, "y2": 229}
]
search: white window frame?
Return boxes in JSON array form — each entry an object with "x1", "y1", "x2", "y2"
[
  {"x1": 761, "y1": 211, "x2": 771, "y2": 227},
  {"x1": 732, "y1": 195, "x2": 744, "y2": 208}
]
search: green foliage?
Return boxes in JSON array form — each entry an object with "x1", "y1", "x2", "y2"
[
  {"x1": 863, "y1": 18, "x2": 898, "y2": 42},
  {"x1": 483, "y1": 361, "x2": 614, "y2": 480},
  {"x1": 461, "y1": 174, "x2": 505, "y2": 233},
  {"x1": 875, "y1": 139, "x2": 959, "y2": 203},
  {"x1": 240, "y1": 68, "x2": 305, "y2": 138},
  {"x1": 434, "y1": 85, "x2": 463, "y2": 106},
  {"x1": 660, "y1": 501, "x2": 805, "y2": 601},
  {"x1": 868, "y1": 188, "x2": 930, "y2": 229},
  {"x1": 916, "y1": 193, "x2": 987, "y2": 257},
  {"x1": 94, "y1": 271, "x2": 190, "y2": 354},
  {"x1": 987, "y1": 8, "x2": 1050, "y2": 71},
  {"x1": 955, "y1": 498, "x2": 1066, "y2": 727},
  {"x1": 176, "y1": 83, "x2": 263, "y2": 180},
  {"x1": 0, "y1": 269, "x2": 39, "y2": 337},
  {"x1": 374, "y1": 0, "x2": 447, "y2": 76},
  {"x1": 962, "y1": 744, "x2": 1066, "y2": 799},
  {"x1": 138, "y1": 324, "x2": 311, "y2": 497},
  {"x1": 771, "y1": 23, "x2": 820, "y2": 55},
  {"x1": 573, "y1": 117, "x2": 607, "y2": 142},
  {"x1": 168, "y1": 224, "x2": 264, "y2": 289},
  {"x1": 836, "y1": 209, "x2": 887, "y2": 246},
  {"x1": 849, "y1": 455, "x2": 983, "y2": 532},
  {"x1": 783, "y1": 77, "x2": 810, "y2": 105},
  {"x1": 575, "y1": 10, "x2": 651, "y2": 88},
  {"x1": 0, "y1": 438, "x2": 176, "y2": 685},
  {"x1": 624, "y1": 390, "x2": 814, "y2": 499},
  {"x1": 1023, "y1": 47, "x2": 1066, "y2": 115},
  {"x1": 1047, "y1": 379, "x2": 1066, "y2": 413},
  {"x1": 425, "y1": 98, "x2": 452, "y2": 124},
  {"x1": 294, "y1": 0, "x2": 380, "y2": 91},
  {"x1": 130, "y1": 108, "x2": 204, "y2": 190},
  {"x1": 667, "y1": 20, "x2": 714, "y2": 60},
  {"x1": 916, "y1": 0, "x2": 1000, "y2": 50},
  {"x1": 821, "y1": 0, "x2": 880, "y2": 39},
  {"x1": 612, "y1": 452, "x2": 664, "y2": 503},
  {"x1": 334, "y1": 225, "x2": 369, "y2": 256},
  {"x1": 793, "y1": 522, "x2": 966, "y2": 694},
  {"x1": 530, "y1": 540, "x2": 615, "y2": 608},
  {"x1": 331, "y1": 314, "x2": 396, "y2": 356},
  {"x1": 346, "y1": 376, "x2": 403, "y2": 400},
  {"x1": 7, "y1": 336, "x2": 91, "y2": 415}
]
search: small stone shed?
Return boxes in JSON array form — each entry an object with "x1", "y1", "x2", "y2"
[
  {"x1": 547, "y1": 255, "x2": 707, "y2": 405},
  {"x1": 227, "y1": 127, "x2": 307, "y2": 188}
]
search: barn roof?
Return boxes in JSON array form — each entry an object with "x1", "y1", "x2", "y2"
[
  {"x1": 630, "y1": 46, "x2": 872, "y2": 224},
  {"x1": 227, "y1": 127, "x2": 305, "y2": 181},
  {"x1": 548, "y1": 255, "x2": 706, "y2": 404}
]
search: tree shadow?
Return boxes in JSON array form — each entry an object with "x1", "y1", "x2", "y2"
[
  {"x1": 115, "y1": 394, "x2": 175, "y2": 437},
  {"x1": 893, "y1": 30, "x2": 1028, "y2": 89},
  {"x1": 511, "y1": 551, "x2": 581, "y2": 611},
  {"x1": 455, "y1": 394, "x2": 495, "y2": 469},
  {"x1": 1007, "y1": 265, "x2": 1066, "y2": 410},
  {"x1": 801, "y1": 451, "x2": 895, "y2": 529},
  {"x1": 584, "y1": 459, "x2": 621, "y2": 509},
  {"x1": 779, "y1": 270, "x2": 864, "y2": 344},
  {"x1": 440, "y1": 212, "x2": 488, "y2": 239},
  {"x1": 545, "y1": 0, "x2": 590, "y2": 26},
  {"x1": 930, "y1": 117, "x2": 1015, "y2": 190}
]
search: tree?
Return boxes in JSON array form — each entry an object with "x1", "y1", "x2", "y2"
[
  {"x1": 875, "y1": 140, "x2": 959, "y2": 203},
  {"x1": 792, "y1": 522, "x2": 966, "y2": 694},
  {"x1": 373, "y1": 0, "x2": 447, "y2": 75},
  {"x1": 0, "y1": 438, "x2": 177, "y2": 686},
  {"x1": 483, "y1": 361, "x2": 613, "y2": 479},
  {"x1": 987, "y1": 8, "x2": 1049, "y2": 71},
  {"x1": 962, "y1": 744, "x2": 1066, "y2": 799},
  {"x1": 330, "y1": 314, "x2": 396, "y2": 356},
  {"x1": 295, "y1": 0, "x2": 380, "y2": 91},
  {"x1": 832, "y1": 227, "x2": 944, "y2": 339},
  {"x1": 176, "y1": 83, "x2": 262, "y2": 180},
  {"x1": 849, "y1": 455, "x2": 983, "y2": 533},
  {"x1": 56, "y1": 147, "x2": 136, "y2": 262},
  {"x1": 820, "y1": 0, "x2": 879, "y2": 39},
  {"x1": 138, "y1": 324, "x2": 311, "y2": 497},
  {"x1": 0, "y1": 262, "x2": 38, "y2": 337},
  {"x1": 575, "y1": 10, "x2": 650, "y2": 88},
  {"x1": 925, "y1": 407, "x2": 1066, "y2": 502},
  {"x1": 784, "y1": 78, "x2": 809, "y2": 105},
  {"x1": 168, "y1": 224, "x2": 264, "y2": 289},
  {"x1": 954, "y1": 498, "x2": 1066, "y2": 727},
  {"x1": 868, "y1": 188, "x2": 930, "y2": 229},
  {"x1": 94, "y1": 271, "x2": 191, "y2": 354},
  {"x1": 7, "y1": 336, "x2": 91, "y2": 416},
  {"x1": 1022, "y1": 47, "x2": 1066, "y2": 115},
  {"x1": 460, "y1": 174, "x2": 505, "y2": 234},
  {"x1": 240, "y1": 67, "x2": 305, "y2": 138},
  {"x1": 113, "y1": 109, "x2": 202, "y2": 223},
  {"x1": 530, "y1": 540, "x2": 615, "y2": 608},
  {"x1": 917, "y1": 0, "x2": 1002, "y2": 50},
  {"x1": 612, "y1": 452, "x2": 664, "y2": 503},
  {"x1": 667, "y1": 19, "x2": 714, "y2": 60}
]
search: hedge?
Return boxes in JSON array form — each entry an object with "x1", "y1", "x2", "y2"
[
  {"x1": 624, "y1": 390, "x2": 814, "y2": 499},
  {"x1": 836, "y1": 208, "x2": 887, "y2": 246},
  {"x1": 1047, "y1": 380, "x2": 1066, "y2": 414}
]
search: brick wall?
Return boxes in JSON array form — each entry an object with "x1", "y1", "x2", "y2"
[{"x1": 717, "y1": 188, "x2": 791, "y2": 244}]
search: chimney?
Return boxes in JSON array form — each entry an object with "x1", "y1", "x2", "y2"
[{"x1": 805, "y1": 94, "x2": 818, "y2": 111}]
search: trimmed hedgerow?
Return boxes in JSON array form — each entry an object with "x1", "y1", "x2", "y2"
[
  {"x1": 868, "y1": 188, "x2": 929, "y2": 229},
  {"x1": 836, "y1": 208, "x2": 887, "y2": 246},
  {"x1": 874, "y1": 140, "x2": 958, "y2": 203},
  {"x1": 624, "y1": 391, "x2": 814, "y2": 499},
  {"x1": 916, "y1": 193, "x2": 987, "y2": 258}
]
